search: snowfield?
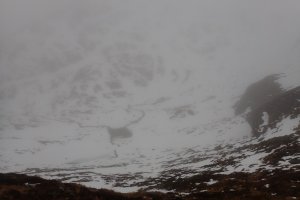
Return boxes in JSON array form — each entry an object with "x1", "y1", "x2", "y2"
[{"x1": 0, "y1": 0, "x2": 299, "y2": 192}]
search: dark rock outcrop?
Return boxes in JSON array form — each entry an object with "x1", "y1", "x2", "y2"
[
  {"x1": 234, "y1": 74, "x2": 284, "y2": 115},
  {"x1": 247, "y1": 86, "x2": 300, "y2": 135},
  {"x1": 234, "y1": 74, "x2": 300, "y2": 135}
]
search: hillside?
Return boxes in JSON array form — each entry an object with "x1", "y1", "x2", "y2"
[{"x1": 0, "y1": 1, "x2": 299, "y2": 199}]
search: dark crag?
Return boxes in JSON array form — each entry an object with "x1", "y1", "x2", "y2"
[
  {"x1": 233, "y1": 74, "x2": 284, "y2": 116},
  {"x1": 234, "y1": 74, "x2": 300, "y2": 136}
]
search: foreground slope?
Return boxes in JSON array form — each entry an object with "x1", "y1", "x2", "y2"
[{"x1": 0, "y1": 170, "x2": 299, "y2": 200}]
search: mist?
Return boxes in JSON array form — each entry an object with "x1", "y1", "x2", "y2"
[
  {"x1": 1, "y1": 0, "x2": 300, "y2": 79},
  {"x1": 0, "y1": 0, "x2": 300, "y2": 191}
]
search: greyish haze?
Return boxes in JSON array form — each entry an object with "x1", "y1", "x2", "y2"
[{"x1": 0, "y1": 0, "x2": 299, "y2": 193}]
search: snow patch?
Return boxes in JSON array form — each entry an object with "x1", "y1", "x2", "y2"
[
  {"x1": 258, "y1": 112, "x2": 269, "y2": 132},
  {"x1": 205, "y1": 179, "x2": 218, "y2": 185},
  {"x1": 262, "y1": 116, "x2": 300, "y2": 141}
]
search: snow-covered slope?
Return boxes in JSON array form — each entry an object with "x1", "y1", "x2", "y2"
[{"x1": 0, "y1": 0, "x2": 299, "y2": 193}]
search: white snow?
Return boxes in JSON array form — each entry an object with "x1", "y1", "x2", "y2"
[
  {"x1": 205, "y1": 179, "x2": 218, "y2": 185},
  {"x1": 235, "y1": 152, "x2": 270, "y2": 173},
  {"x1": 258, "y1": 112, "x2": 269, "y2": 132},
  {"x1": 262, "y1": 116, "x2": 300, "y2": 141},
  {"x1": 0, "y1": 0, "x2": 299, "y2": 192}
]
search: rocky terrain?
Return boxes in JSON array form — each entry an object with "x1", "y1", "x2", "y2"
[
  {"x1": 1, "y1": 2, "x2": 300, "y2": 199},
  {"x1": 118, "y1": 75, "x2": 300, "y2": 198},
  {"x1": 0, "y1": 170, "x2": 299, "y2": 199},
  {"x1": 0, "y1": 168, "x2": 299, "y2": 200},
  {"x1": 1, "y1": 75, "x2": 299, "y2": 199}
]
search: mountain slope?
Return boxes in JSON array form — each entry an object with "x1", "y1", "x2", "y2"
[{"x1": 0, "y1": 1, "x2": 299, "y2": 196}]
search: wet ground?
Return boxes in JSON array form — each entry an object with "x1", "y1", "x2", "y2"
[{"x1": 0, "y1": 170, "x2": 299, "y2": 200}]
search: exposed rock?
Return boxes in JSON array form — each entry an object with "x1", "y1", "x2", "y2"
[
  {"x1": 0, "y1": 173, "x2": 176, "y2": 200},
  {"x1": 234, "y1": 74, "x2": 300, "y2": 135},
  {"x1": 1, "y1": 171, "x2": 299, "y2": 200},
  {"x1": 247, "y1": 86, "x2": 300, "y2": 135},
  {"x1": 234, "y1": 74, "x2": 284, "y2": 115}
]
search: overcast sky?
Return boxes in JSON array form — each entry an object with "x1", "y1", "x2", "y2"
[{"x1": 1, "y1": 0, "x2": 300, "y2": 82}]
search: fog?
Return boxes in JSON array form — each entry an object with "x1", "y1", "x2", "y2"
[
  {"x1": 0, "y1": 0, "x2": 300, "y2": 190},
  {"x1": 1, "y1": 0, "x2": 300, "y2": 80}
]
